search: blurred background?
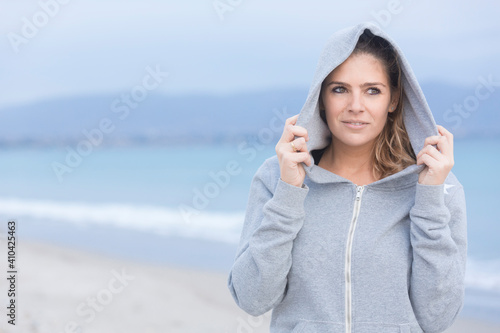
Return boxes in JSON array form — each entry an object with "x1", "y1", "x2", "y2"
[{"x1": 0, "y1": 0, "x2": 499, "y2": 332}]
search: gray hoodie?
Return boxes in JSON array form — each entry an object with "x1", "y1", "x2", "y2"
[{"x1": 228, "y1": 22, "x2": 467, "y2": 333}]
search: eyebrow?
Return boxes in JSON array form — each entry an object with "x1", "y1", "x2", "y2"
[{"x1": 326, "y1": 81, "x2": 387, "y2": 88}]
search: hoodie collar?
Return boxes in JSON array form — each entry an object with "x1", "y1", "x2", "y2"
[{"x1": 303, "y1": 152, "x2": 425, "y2": 189}]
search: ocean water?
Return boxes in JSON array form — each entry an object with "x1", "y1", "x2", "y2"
[{"x1": 1, "y1": 138, "x2": 499, "y2": 322}]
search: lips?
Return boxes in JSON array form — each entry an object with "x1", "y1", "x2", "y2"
[
  {"x1": 343, "y1": 122, "x2": 366, "y2": 125},
  {"x1": 342, "y1": 121, "x2": 369, "y2": 129},
  {"x1": 342, "y1": 121, "x2": 368, "y2": 125}
]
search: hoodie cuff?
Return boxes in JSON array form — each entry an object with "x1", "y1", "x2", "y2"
[
  {"x1": 268, "y1": 178, "x2": 309, "y2": 213},
  {"x1": 413, "y1": 183, "x2": 445, "y2": 211}
]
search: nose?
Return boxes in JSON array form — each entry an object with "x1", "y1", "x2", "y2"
[{"x1": 348, "y1": 91, "x2": 363, "y2": 114}]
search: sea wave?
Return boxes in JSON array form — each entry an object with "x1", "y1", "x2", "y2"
[
  {"x1": 466, "y1": 258, "x2": 500, "y2": 294},
  {"x1": 2, "y1": 196, "x2": 500, "y2": 296},
  {"x1": 0, "y1": 197, "x2": 244, "y2": 244}
]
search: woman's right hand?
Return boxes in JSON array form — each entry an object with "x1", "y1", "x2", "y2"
[{"x1": 275, "y1": 114, "x2": 312, "y2": 187}]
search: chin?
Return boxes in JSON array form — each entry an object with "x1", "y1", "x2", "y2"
[{"x1": 333, "y1": 133, "x2": 377, "y2": 148}]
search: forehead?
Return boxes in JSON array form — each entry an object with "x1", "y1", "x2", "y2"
[{"x1": 325, "y1": 53, "x2": 388, "y2": 83}]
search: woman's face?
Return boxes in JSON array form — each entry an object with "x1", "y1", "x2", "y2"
[{"x1": 320, "y1": 52, "x2": 397, "y2": 150}]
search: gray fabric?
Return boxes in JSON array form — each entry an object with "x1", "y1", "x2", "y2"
[{"x1": 228, "y1": 22, "x2": 467, "y2": 333}]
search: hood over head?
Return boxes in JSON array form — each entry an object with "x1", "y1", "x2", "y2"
[{"x1": 296, "y1": 22, "x2": 438, "y2": 185}]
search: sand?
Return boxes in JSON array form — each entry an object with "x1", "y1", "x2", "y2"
[{"x1": 0, "y1": 241, "x2": 498, "y2": 333}]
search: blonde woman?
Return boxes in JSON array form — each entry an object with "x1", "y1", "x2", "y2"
[{"x1": 228, "y1": 23, "x2": 466, "y2": 333}]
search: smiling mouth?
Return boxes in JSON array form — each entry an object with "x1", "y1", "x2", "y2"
[{"x1": 342, "y1": 121, "x2": 368, "y2": 125}]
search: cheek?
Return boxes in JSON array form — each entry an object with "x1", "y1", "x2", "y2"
[
  {"x1": 366, "y1": 99, "x2": 391, "y2": 121},
  {"x1": 323, "y1": 96, "x2": 347, "y2": 116},
  {"x1": 375, "y1": 104, "x2": 391, "y2": 120}
]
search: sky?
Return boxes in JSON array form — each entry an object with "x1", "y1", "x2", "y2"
[{"x1": 1, "y1": 0, "x2": 499, "y2": 108}]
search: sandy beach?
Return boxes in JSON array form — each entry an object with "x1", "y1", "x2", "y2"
[{"x1": 1, "y1": 241, "x2": 498, "y2": 333}]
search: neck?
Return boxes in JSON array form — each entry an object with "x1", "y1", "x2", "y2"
[{"x1": 319, "y1": 139, "x2": 377, "y2": 185}]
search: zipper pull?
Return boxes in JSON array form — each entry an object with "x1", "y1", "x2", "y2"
[{"x1": 356, "y1": 186, "x2": 364, "y2": 201}]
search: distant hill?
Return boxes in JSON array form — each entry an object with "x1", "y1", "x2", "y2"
[
  {"x1": 0, "y1": 89, "x2": 307, "y2": 146},
  {"x1": 0, "y1": 83, "x2": 497, "y2": 147}
]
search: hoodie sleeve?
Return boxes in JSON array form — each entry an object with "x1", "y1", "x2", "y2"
[
  {"x1": 408, "y1": 177, "x2": 467, "y2": 333},
  {"x1": 227, "y1": 158, "x2": 309, "y2": 316}
]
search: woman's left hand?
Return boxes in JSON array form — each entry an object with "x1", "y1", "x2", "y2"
[{"x1": 416, "y1": 125, "x2": 454, "y2": 185}]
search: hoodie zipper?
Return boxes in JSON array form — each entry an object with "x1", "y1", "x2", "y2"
[{"x1": 345, "y1": 185, "x2": 364, "y2": 333}]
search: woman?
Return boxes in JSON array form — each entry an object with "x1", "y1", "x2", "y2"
[{"x1": 228, "y1": 23, "x2": 467, "y2": 333}]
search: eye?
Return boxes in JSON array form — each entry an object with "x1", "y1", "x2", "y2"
[
  {"x1": 367, "y1": 87, "x2": 381, "y2": 95},
  {"x1": 332, "y1": 86, "x2": 347, "y2": 93}
]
